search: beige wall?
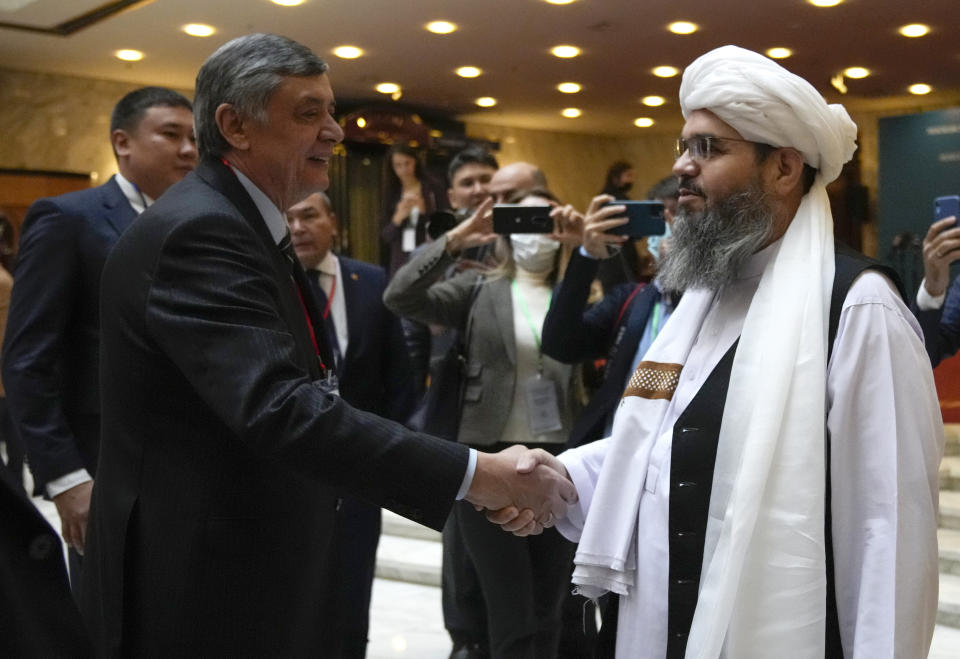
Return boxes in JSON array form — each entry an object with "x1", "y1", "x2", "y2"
[
  {"x1": 3, "y1": 67, "x2": 958, "y2": 259},
  {"x1": 0, "y1": 68, "x2": 192, "y2": 185},
  {"x1": 466, "y1": 122, "x2": 677, "y2": 209}
]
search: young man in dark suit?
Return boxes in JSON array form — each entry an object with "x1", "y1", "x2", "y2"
[
  {"x1": 287, "y1": 191, "x2": 415, "y2": 657},
  {"x1": 1, "y1": 86, "x2": 196, "y2": 581},
  {"x1": 79, "y1": 33, "x2": 574, "y2": 657}
]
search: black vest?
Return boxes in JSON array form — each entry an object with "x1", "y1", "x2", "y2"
[{"x1": 597, "y1": 245, "x2": 903, "y2": 659}]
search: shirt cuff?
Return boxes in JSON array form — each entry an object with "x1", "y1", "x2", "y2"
[
  {"x1": 578, "y1": 246, "x2": 598, "y2": 260},
  {"x1": 455, "y1": 448, "x2": 478, "y2": 500},
  {"x1": 46, "y1": 469, "x2": 92, "y2": 498},
  {"x1": 916, "y1": 279, "x2": 946, "y2": 311}
]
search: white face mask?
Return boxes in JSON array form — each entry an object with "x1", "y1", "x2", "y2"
[{"x1": 510, "y1": 233, "x2": 559, "y2": 273}]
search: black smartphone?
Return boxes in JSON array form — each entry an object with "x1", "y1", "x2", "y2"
[
  {"x1": 603, "y1": 201, "x2": 666, "y2": 237},
  {"x1": 935, "y1": 195, "x2": 960, "y2": 222},
  {"x1": 492, "y1": 204, "x2": 553, "y2": 234}
]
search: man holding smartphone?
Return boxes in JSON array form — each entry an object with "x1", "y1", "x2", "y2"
[{"x1": 913, "y1": 204, "x2": 960, "y2": 366}]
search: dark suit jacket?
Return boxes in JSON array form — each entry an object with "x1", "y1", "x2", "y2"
[
  {"x1": 2, "y1": 177, "x2": 136, "y2": 493},
  {"x1": 79, "y1": 158, "x2": 468, "y2": 658},
  {"x1": 541, "y1": 249, "x2": 659, "y2": 448},
  {"x1": 334, "y1": 256, "x2": 415, "y2": 421},
  {"x1": 912, "y1": 274, "x2": 960, "y2": 367},
  {"x1": 0, "y1": 465, "x2": 91, "y2": 657}
]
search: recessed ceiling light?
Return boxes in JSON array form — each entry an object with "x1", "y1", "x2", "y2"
[
  {"x1": 376, "y1": 82, "x2": 401, "y2": 94},
  {"x1": 456, "y1": 66, "x2": 482, "y2": 78},
  {"x1": 899, "y1": 23, "x2": 930, "y2": 38},
  {"x1": 562, "y1": 108, "x2": 582, "y2": 118},
  {"x1": 476, "y1": 97, "x2": 497, "y2": 107},
  {"x1": 808, "y1": 0, "x2": 842, "y2": 6},
  {"x1": 333, "y1": 46, "x2": 363, "y2": 59},
  {"x1": 634, "y1": 117, "x2": 655, "y2": 128},
  {"x1": 642, "y1": 95, "x2": 666, "y2": 107},
  {"x1": 115, "y1": 49, "x2": 144, "y2": 62},
  {"x1": 557, "y1": 82, "x2": 582, "y2": 93},
  {"x1": 356, "y1": 117, "x2": 367, "y2": 128},
  {"x1": 652, "y1": 66, "x2": 679, "y2": 78},
  {"x1": 668, "y1": 21, "x2": 698, "y2": 35},
  {"x1": 909, "y1": 83, "x2": 932, "y2": 95},
  {"x1": 544, "y1": 0, "x2": 576, "y2": 4},
  {"x1": 766, "y1": 47, "x2": 793, "y2": 59},
  {"x1": 182, "y1": 23, "x2": 215, "y2": 37},
  {"x1": 270, "y1": 0, "x2": 305, "y2": 5},
  {"x1": 551, "y1": 45, "x2": 581, "y2": 58},
  {"x1": 426, "y1": 20, "x2": 457, "y2": 34},
  {"x1": 843, "y1": 67, "x2": 870, "y2": 79}
]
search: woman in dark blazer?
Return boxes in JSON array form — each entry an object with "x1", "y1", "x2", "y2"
[{"x1": 385, "y1": 190, "x2": 579, "y2": 659}]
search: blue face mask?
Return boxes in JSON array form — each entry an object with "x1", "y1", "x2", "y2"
[{"x1": 647, "y1": 220, "x2": 672, "y2": 262}]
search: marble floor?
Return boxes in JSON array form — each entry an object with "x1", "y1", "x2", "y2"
[
  {"x1": 365, "y1": 576, "x2": 960, "y2": 659},
  {"x1": 19, "y1": 476, "x2": 960, "y2": 658}
]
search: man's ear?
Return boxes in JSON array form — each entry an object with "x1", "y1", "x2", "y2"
[
  {"x1": 111, "y1": 129, "x2": 131, "y2": 159},
  {"x1": 769, "y1": 148, "x2": 805, "y2": 196},
  {"x1": 215, "y1": 103, "x2": 251, "y2": 151},
  {"x1": 447, "y1": 188, "x2": 456, "y2": 208}
]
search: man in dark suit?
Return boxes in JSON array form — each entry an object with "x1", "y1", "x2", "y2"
[
  {"x1": 287, "y1": 191, "x2": 414, "y2": 657},
  {"x1": 912, "y1": 211, "x2": 960, "y2": 366},
  {"x1": 79, "y1": 33, "x2": 574, "y2": 658},
  {"x1": 1, "y1": 86, "x2": 196, "y2": 580}
]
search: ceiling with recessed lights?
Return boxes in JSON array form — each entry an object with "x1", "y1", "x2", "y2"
[{"x1": 0, "y1": 0, "x2": 957, "y2": 136}]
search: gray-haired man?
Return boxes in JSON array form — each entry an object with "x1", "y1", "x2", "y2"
[{"x1": 79, "y1": 33, "x2": 574, "y2": 657}]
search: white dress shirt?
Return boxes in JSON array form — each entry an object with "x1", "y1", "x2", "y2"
[{"x1": 310, "y1": 251, "x2": 348, "y2": 358}]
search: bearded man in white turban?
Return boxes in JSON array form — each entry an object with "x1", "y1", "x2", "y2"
[{"x1": 498, "y1": 45, "x2": 944, "y2": 658}]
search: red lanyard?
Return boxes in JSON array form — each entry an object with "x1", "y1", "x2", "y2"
[{"x1": 321, "y1": 273, "x2": 336, "y2": 320}]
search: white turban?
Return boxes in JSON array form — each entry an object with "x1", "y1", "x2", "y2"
[{"x1": 679, "y1": 45, "x2": 857, "y2": 184}]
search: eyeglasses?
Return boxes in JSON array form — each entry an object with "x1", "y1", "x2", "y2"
[{"x1": 673, "y1": 135, "x2": 761, "y2": 161}]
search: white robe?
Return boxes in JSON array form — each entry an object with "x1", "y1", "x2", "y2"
[{"x1": 557, "y1": 246, "x2": 944, "y2": 658}]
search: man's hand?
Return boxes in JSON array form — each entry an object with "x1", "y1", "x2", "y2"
[
  {"x1": 922, "y1": 215, "x2": 960, "y2": 297},
  {"x1": 581, "y1": 194, "x2": 630, "y2": 259},
  {"x1": 53, "y1": 480, "x2": 93, "y2": 555},
  {"x1": 445, "y1": 197, "x2": 497, "y2": 256},
  {"x1": 465, "y1": 445, "x2": 577, "y2": 534}
]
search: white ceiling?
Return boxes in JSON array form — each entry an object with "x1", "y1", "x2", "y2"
[{"x1": 1, "y1": 0, "x2": 958, "y2": 136}]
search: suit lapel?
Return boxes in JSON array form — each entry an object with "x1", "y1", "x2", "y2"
[
  {"x1": 195, "y1": 158, "x2": 324, "y2": 378},
  {"x1": 100, "y1": 176, "x2": 138, "y2": 237}
]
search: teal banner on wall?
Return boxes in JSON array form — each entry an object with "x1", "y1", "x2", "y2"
[{"x1": 878, "y1": 107, "x2": 960, "y2": 292}]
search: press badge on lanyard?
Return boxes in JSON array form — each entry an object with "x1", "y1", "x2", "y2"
[
  {"x1": 513, "y1": 281, "x2": 562, "y2": 435},
  {"x1": 317, "y1": 366, "x2": 340, "y2": 398}
]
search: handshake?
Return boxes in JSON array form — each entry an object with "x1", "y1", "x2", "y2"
[{"x1": 464, "y1": 445, "x2": 577, "y2": 537}]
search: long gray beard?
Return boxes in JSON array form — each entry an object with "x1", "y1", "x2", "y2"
[{"x1": 659, "y1": 184, "x2": 774, "y2": 293}]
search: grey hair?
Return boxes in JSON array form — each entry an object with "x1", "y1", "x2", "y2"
[{"x1": 194, "y1": 33, "x2": 329, "y2": 159}]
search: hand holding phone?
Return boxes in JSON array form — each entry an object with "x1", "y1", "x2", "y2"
[
  {"x1": 492, "y1": 204, "x2": 554, "y2": 234},
  {"x1": 602, "y1": 201, "x2": 666, "y2": 237},
  {"x1": 921, "y1": 195, "x2": 960, "y2": 297}
]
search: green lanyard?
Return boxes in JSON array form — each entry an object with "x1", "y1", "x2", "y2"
[
  {"x1": 511, "y1": 280, "x2": 552, "y2": 374},
  {"x1": 650, "y1": 301, "x2": 663, "y2": 339}
]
